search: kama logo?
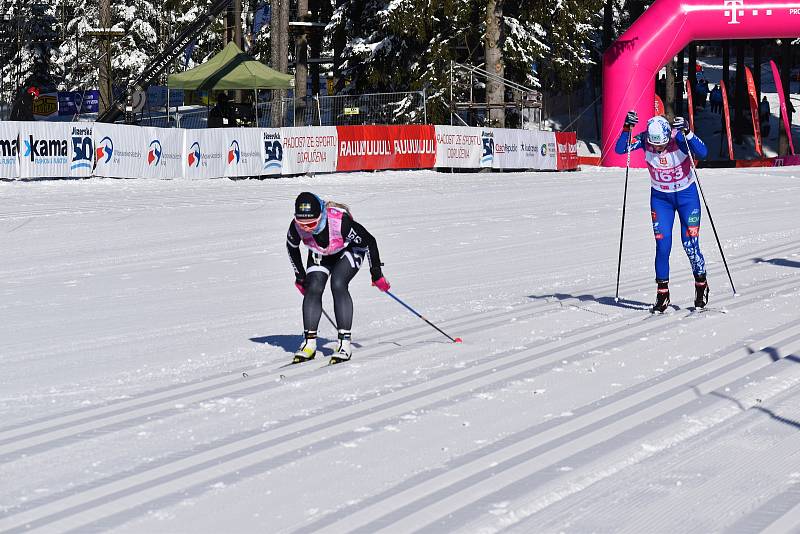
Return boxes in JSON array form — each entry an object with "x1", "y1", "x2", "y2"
[
  {"x1": 148, "y1": 140, "x2": 162, "y2": 166},
  {"x1": 70, "y1": 133, "x2": 93, "y2": 171},
  {"x1": 187, "y1": 141, "x2": 201, "y2": 167},
  {"x1": 228, "y1": 140, "x2": 241, "y2": 165},
  {"x1": 540, "y1": 144, "x2": 547, "y2": 156},
  {"x1": 96, "y1": 136, "x2": 113, "y2": 164},
  {"x1": 22, "y1": 135, "x2": 68, "y2": 162}
]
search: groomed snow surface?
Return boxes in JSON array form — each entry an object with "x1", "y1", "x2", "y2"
[{"x1": 1, "y1": 167, "x2": 800, "y2": 533}]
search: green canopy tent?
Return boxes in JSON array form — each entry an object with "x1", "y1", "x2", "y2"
[{"x1": 167, "y1": 41, "x2": 293, "y2": 125}]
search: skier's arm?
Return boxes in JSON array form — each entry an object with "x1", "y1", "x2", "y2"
[
  {"x1": 343, "y1": 217, "x2": 384, "y2": 281},
  {"x1": 676, "y1": 130, "x2": 708, "y2": 160},
  {"x1": 286, "y1": 222, "x2": 306, "y2": 280},
  {"x1": 614, "y1": 130, "x2": 644, "y2": 154}
]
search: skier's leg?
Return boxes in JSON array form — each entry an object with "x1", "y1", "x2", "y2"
[
  {"x1": 329, "y1": 250, "x2": 363, "y2": 331},
  {"x1": 302, "y1": 267, "x2": 329, "y2": 331},
  {"x1": 677, "y1": 183, "x2": 709, "y2": 307},
  {"x1": 677, "y1": 183, "x2": 706, "y2": 276},
  {"x1": 650, "y1": 191, "x2": 675, "y2": 282},
  {"x1": 329, "y1": 249, "x2": 363, "y2": 363}
]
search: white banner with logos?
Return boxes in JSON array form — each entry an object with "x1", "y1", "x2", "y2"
[
  {"x1": 0, "y1": 121, "x2": 19, "y2": 179},
  {"x1": 433, "y1": 126, "x2": 486, "y2": 168},
  {"x1": 139, "y1": 126, "x2": 185, "y2": 179},
  {"x1": 93, "y1": 123, "x2": 148, "y2": 179},
  {"x1": 222, "y1": 128, "x2": 263, "y2": 178},
  {"x1": 491, "y1": 129, "x2": 558, "y2": 170},
  {"x1": 183, "y1": 129, "x2": 228, "y2": 180},
  {"x1": 281, "y1": 127, "x2": 338, "y2": 174},
  {"x1": 17, "y1": 121, "x2": 72, "y2": 178}
]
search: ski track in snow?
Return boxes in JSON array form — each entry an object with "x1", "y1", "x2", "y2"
[{"x1": 1, "y1": 169, "x2": 799, "y2": 533}]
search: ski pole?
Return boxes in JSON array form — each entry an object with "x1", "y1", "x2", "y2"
[
  {"x1": 614, "y1": 127, "x2": 633, "y2": 302},
  {"x1": 385, "y1": 291, "x2": 462, "y2": 343},
  {"x1": 684, "y1": 137, "x2": 738, "y2": 296},
  {"x1": 321, "y1": 307, "x2": 337, "y2": 329}
]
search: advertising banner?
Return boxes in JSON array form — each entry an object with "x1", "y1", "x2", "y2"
[
  {"x1": 67, "y1": 123, "x2": 94, "y2": 178},
  {"x1": 0, "y1": 121, "x2": 19, "y2": 179},
  {"x1": 94, "y1": 123, "x2": 147, "y2": 179},
  {"x1": 433, "y1": 125, "x2": 484, "y2": 168},
  {"x1": 770, "y1": 60, "x2": 796, "y2": 155},
  {"x1": 141, "y1": 126, "x2": 184, "y2": 179},
  {"x1": 222, "y1": 128, "x2": 263, "y2": 178},
  {"x1": 32, "y1": 93, "x2": 60, "y2": 121},
  {"x1": 17, "y1": 121, "x2": 72, "y2": 178},
  {"x1": 183, "y1": 129, "x2": 228, "y2": 180},
  {"x1": 281, "y1": 126, "x2": 338, "y2": 174},
  {"x1": 492, "y1": 129, "x2": 558, "y2": 170},
  {"x1": 94, "y1": 124, "x2": 184, "y2": 179},
  {"x1": 555, "y1": 131, "x2": 579, "y2": 171},
  {"x1": 58, "y1": 91, "x2": 100, "y2": 116},
  {"x1": 260, "y1": 128, "x2": 284, "y2": 176},
  {"x1": 147, "y1": 86, "x2": 185, "y2": 109},
  {"x1": 336, "y1": 125, "x2": 435, "y2": 171},
  {"x1": 721, "y1": 80, "x2": 735, "y2": 161},
  {"x1": 745, "y1": 66, "x2": 763, "y2": 157}
]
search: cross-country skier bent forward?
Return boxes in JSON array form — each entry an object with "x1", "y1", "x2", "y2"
[
  {"x1": 615, "y1": 111, "x2": 710, "y2": 313},
  {"x1": 287, "y1": 192, "x2": 390, "y2": 364}
]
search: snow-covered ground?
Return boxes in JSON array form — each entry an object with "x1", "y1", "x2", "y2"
[{"x1": 1, "y1": 168, "x2": 800, "y2": 533}]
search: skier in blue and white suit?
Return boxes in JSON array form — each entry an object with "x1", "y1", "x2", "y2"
[{"x1": 615, "y1": 111, "x2": 710, "y2": 313}]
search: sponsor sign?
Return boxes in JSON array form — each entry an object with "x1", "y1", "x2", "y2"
[
  {"x1": 281, "y1": 126, "x2": 338, "y2": 174},
  {"x1": 555, "y1": 132, "x2": 579, "y2": 171},
  {"x1": 93, "y1": 123, "x2": 147, "y2": 179},
  {"x1": 336, "y1": 125, "x2": 436, "y2": 171},
  {"x1": 58, "y1": 90, "x2": 100, "y2": 116},
  {"x1": 32, "y1": 93, "x2": 60, "y2": 121},
  {"x1": 223, "y1": 128, "x2": 263, "y2": 178},
  {"x1": 68, "y1": 124, "x2": 94, "y2": 177},
  {"x1": 433, "y1": 125, "x2": 484, "y2": 168},
  {"x1": 183, "y1": 129, "x2": 228, "y2": 179},
  {"x1": 343, "y1": 107, "x2": 360, "y2": 115},
  {"x1": 147, "y1": 86, "x2": 185, "y2": 109},
  {"x1": 0, "y1": 121, "x2": 19, "y2": 179},
  {"x1": 492, "y1": 129, "x2": 558, "y2": 170},
  {"x1": 261, "y1": 128, "x2": 284, "y2": 175},
  {"x1": 17, "y1": 121, "x2": 71, "y2": 178}
]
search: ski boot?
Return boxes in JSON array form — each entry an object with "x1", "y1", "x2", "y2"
[
  {"x1": 329, "y1": 330, "x2": 352, "y2": 365},
  {"x1": 292, "y1": 330, "x2": 317, "y2": 364},
  {"x1": 651, "y1": 280, "x2": 671, "y2": 314},
  {"x1": 694, "y1": 273, "x2": 709, "y2": 309}
]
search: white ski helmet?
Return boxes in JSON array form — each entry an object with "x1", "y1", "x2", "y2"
[{"x1": 646, "y1": 116, "x2": 672, "y2": 147}]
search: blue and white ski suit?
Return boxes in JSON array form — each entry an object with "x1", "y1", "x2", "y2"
[{"x1": 615, "y1": 128, "x2": 709, "y2": 281}]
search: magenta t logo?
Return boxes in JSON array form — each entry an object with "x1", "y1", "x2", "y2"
[{"x1": 724, "y1": 0, "x2": 744, "y2": 24}]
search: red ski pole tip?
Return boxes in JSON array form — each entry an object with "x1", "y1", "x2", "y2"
[{"x1": 454, "y1": 338, "x2": 463, "y2": 343}]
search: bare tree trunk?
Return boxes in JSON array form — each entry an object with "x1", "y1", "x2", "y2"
[
  {"x1": 602, "y1": 0, "x2": 613, "y2": 52},
  {"x1": 295, "y1": 0, "x2": 308, "y2": 125},
  {"x1": 270, "y1": 0, "x2": 289, "y2": 127},
  {"x1": 676, "y1": 49, "x2": 685, "y2": 116},
  {"x1": 485, "y1": 0, "x2": 504, "y2": 127},
  {"x1": 98, "y1": 0, "x2": 111, "y2": 115},
  {"x1": 665, "y1": 57, "x2": 675, "y2": 121}
]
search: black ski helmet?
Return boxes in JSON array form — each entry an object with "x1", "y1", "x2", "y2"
[{"x1": 294, "y1": 192, "x2": 323, "y2": 221}]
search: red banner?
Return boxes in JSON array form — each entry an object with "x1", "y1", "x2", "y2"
[
  {"x1": 336, "y1": 125, "x2": 436, "y2": 171},
  {"x1": 770, "y1": 59, "x2": 796, "y2": 155},
  {"x1": 654, "y1": 95, "x2": 665, "y2": 117},
  {"x1": 686, "y1": 78, "x2": 695, "y2": 131},
  {"x1": 745, "y1": 66, "x2": 763, "y2": 157},
  {"x1": 555, "y1": 132, "x2": 578, "y2": 170},
  {"x1": 721, "y1": 80, "x2": 735, "y2": 161}
]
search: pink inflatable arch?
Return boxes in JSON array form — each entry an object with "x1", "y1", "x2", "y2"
[{"x1": 602, "y1": 0, "x2": 800, "y2": 167}]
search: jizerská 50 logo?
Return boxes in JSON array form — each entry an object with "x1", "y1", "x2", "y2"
[{"x1": 70, "y1": 126, "x2": 93, "y2": 171}]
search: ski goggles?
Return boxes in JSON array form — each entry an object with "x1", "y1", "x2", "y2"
[{"x1": 294, "y1": 215, "x2": 321, "y2": 231}]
